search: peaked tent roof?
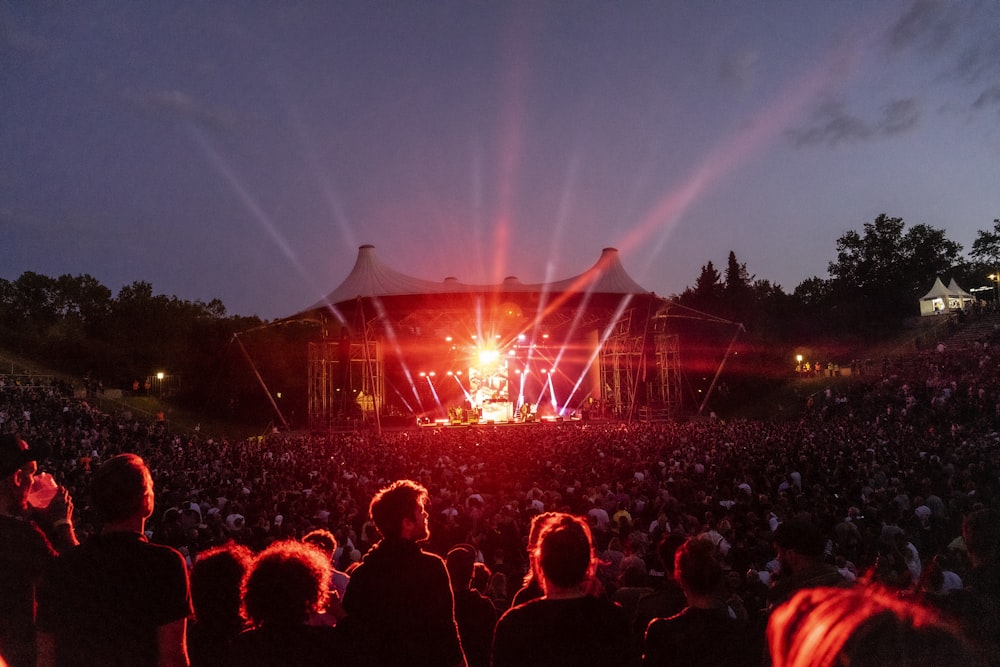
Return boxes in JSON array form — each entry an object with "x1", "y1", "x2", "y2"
[
  {"x1": 299, "y1": 245, "x2": 652, "y2": 315},
  {"x1": 946, "y1": 278, "x2": 973, "y2": 299},
  {"x1": 920, "y1": 277, "x2": 952, "y2": 301}
]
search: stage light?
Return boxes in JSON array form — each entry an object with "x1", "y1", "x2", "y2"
[
  {"x1": 479, "y1": 349, "x2": 500, "y2": 365},
  {"x1": 445, "y1": 336, "x2": 453, "y2": 342},
  {"x1": 419, "y1": 372, "x2": 427, "y2": 377}
]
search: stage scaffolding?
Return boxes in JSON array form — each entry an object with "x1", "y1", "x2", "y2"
[
  {"x1": 598, "y1": 307, "x2": 681, "y2": 421},
  {"x1": 599, "y1": 310, "x2": 642, "y2": 419},
  {"x1": 644, "y1": 314, "x2": 681, "y2": 420},
  {"x1": 307, "y1": 338, "x2": 383, "y2": 430},
  {"x1": 305, "y1": 295, "x2": 686, "y2": 428}
]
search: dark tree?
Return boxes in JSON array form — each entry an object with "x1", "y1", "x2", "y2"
[{"x1": 825, "y1": 214, "x2": 962, "y2": 333}]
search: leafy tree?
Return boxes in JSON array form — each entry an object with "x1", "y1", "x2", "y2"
[
  {"x1": 970, "y1": 218, "x2": 1000, "y2": 267},
  {"x1": 793, "y1": 276, "x2": 832, "y2": 307},
  {"x1": 826, "y1": 214, "x2": 962, "y2": 333},
  {"x1": 970, "y1": 219, "x2": 1000, "y2": 300}
]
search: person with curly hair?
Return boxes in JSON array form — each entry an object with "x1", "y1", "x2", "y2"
[{"x1": 230, "y1": 540, "x2": 343, "y2": 666}]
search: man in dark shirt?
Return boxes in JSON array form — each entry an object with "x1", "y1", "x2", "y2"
[
  {"x1": 36, "y1": 453, "x2": 192, "y2": 667},
  {"x1": 341, "y1": 479, "x2": 467, "y2": 667},
  {"x1": 767, "y1": 518, "x2": 848, "y2": 609},
  {"x1": 0, "y1": 434, "x2": 77, "y2": 667},
  {"x1": 643, "y1": 537, "x2": 760, "y2": 667}
]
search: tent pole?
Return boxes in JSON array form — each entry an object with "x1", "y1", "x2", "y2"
[
  {"x1": 357, "y1": 298, "x2": 382, "y2": 435},
  {"x1": 233, "y1": 333, "x2": 290, "y2": 431},
  {"x1": 697, "y1": 324, "x2": 743, "y2": 417}
]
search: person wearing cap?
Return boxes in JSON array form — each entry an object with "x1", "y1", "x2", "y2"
[
  {"x1": 35, "y1": 453, "x2": 192, "y2": 667},
  {"x1": 0, "y1": 433, "x2": 77, "y2": 667}
]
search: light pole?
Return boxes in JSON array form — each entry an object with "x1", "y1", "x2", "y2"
[{"x1": 990, "y1": 273, "x2": 1000, "y2": 306}]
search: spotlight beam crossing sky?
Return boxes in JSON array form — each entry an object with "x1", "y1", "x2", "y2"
[{"x1": 2, "y1": 1, "x2": 999, "y2": 320}]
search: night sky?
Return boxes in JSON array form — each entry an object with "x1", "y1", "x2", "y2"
[{"x1": 3, "y1": 1, "x2": 999, "y2": 320}]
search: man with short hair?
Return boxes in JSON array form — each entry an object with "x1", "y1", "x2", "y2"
[
  {"x1": 643, "y1": 537, "x2": 760, "y2": 667},
  {"x1": 36, "y1": 453, "x2": 192, "y2": 667},
  {"x1": 767, "y1": 517, "x2": 847, "y2": 609},
  {"x1": 303, "y1": 527, "x2": 351, "y2": 602},
  {"x1": 341, "y1": 479, "x2": 467, "y2": 667},
  {"x1": 446, "y1": 544, "x2": 496, "y2": 667},
  {"x1": 0, "y1": 434, "x2": 77, "y2": 667}
]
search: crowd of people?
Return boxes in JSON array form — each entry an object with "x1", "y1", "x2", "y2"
[{"x1": 2, "y1": 332, "x2": 1000, "y2": 665}]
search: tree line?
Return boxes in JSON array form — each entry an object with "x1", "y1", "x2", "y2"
[
  {"x1": 677, "y1": 214, "x2": 1000, "y2": 336},
  {"x1": 1, "y1": 214, "x2": 997, "y2": 421}
]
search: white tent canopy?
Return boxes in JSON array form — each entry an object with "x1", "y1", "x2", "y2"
[
  {"x1": 919, "y1": 276, "x2": 974, "y2": 316},
  {"x1": 298, "y1": 245, "x2": 651, "y2": 315}
]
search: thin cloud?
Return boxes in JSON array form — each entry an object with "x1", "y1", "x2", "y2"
[
  {"x1": 878, "y1": 98, "x2": 920, "y2": 135},
  {"x1": 889, "y1": 1, "x2": 998, "y2": 86},
  {"x1": 789, "y1": 98, "x2": 921, "y2": 147},
  {"x1": 972, "y1": 85, "x2": 1000, "y2": 110},
  {"x1": 788, "y1": 102, "x2": 872, "y2": 147},
  {"x1": 952, "y1": 41, "x2": 1000, "y2": 85},
  {"x1": 889, "y1": 0, "x2": 959, "y2": 54},
  {"x1": 719, "y1": 49, "x2": 759, "y2": 90},
  {"x1": 122, "y1": 89, "x2": 243, "y2": 134}
]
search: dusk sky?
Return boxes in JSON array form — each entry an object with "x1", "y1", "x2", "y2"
[{"x1": 3, "y1": 1, "x2": 999, "y2": 320}]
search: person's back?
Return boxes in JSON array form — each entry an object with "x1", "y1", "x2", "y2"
[
  {"x1": 228, "y1": 540, "x2": 342, "y2": 667},
  {"x1": 38, "y1": 531, "x2": 191, "y2": 666},
  {"x1": 633, "y1": 534, "x2": 687, "y2": 643},
  {"x1": 36, "y1": 454, "x2": 191, "y2": 667},
  {"x1": 229, "y1": 624, "x2": 342, "y2": 667},
  {"x1": 340, "y1": 479, "x2": 466, "y2": 667},
  {"x1": 492, "y1": 513, "x2": 630, "y2": 667},
  {"x1": 494, "y1": 594, "x2": 629, "y2": 667},
  {"x1": 644, "y1": 606, "x2": 756, "y2": 667},
  {"x1": 188, "y1": 542, "x2": 251, "y2": 667},
  {"x1": 447, "y1": 544, "x2": 496, "y2": 667},
  {"x1": 768, "y1": 519, "x2": 847, "y2": 609},
  {"x1": 643, "y1": 537, "x2": 760, "y2": 667}
]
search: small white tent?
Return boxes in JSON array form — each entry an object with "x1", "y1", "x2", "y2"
[
  {"x1": 947, "y1": 278, "x2": 974, "y2": 304},
  {"x1": 919, "y1": 276, "x2": 974, "y2": 316}
]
